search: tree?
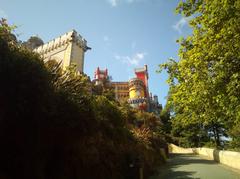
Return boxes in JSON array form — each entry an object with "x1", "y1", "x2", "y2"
[
  {"x1": 92, "y1": 76, "x2": 115, "y2": 101},
  {"x1": 0, "y1": 19, "x2": 55, "y2": 178},
  {"x1": 160, "y1": 0, "x2": 240, "y2": 148},
  {"x1": 22, "y1": 36, "x2": 44, "y2": 50}
]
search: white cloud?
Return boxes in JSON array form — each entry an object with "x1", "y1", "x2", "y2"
[
  {"x1": 103, "y1": 35, "x2": 110, "y2": 42},
  {"x1": 126, "y1": 0, "x2": 135, "y2": 3},
  {"x1": 107, "y1": 0, "x2": 144, "y2": 7},
  {"x1": 126, "y1": 0, "x2": 145, "y2": 3},
  {"x1": 103, "y1": 35, "x2": 112, "y2": 49},
  {"x1": 115, "y1": 52, "x2": 147, "y2": 66},
  {"x1": 0, "y1": 10, "x2": 8, "y2": 18},
  {"x1": 107, "y1": 0, "x2": 118, "y2": 7},
  {"x1": 173, "y1": 17, "x2": 191, "y2": 34}
]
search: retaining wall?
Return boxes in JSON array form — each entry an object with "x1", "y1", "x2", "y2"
[
  {"x1": 168, "y1": 144, "x2": 194, "y2": 154},
  {"x1": 169, "y1": 144, "x2": 240, "y2": 171}
]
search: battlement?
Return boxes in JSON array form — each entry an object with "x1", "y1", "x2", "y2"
[
  {"x1": 128, "y1": 78, "x2": 144, "y2": 87},
  {"x1": 34, "y1": 30, "x2": 88, "y2": 54},
  {"x1": 33, "y1": 30, "x2": 90, "y2": 73},
  {"x1": 134, "y1": 64, "x2": 148, "y2": 73}
]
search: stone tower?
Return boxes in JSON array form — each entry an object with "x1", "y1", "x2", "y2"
[{"x1": 34, "y1": 30, "x2": 90, "y2": 73}]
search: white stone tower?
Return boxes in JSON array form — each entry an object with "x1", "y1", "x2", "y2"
[{"x1": 34, "y1": 30, "x2": 90, "y2": 73}]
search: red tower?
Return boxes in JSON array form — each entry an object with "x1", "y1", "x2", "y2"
[
  {"x1": 94, "y1": 67, "x2": 109, "y2": 85},
  {"x1": 134, "y1": 65, "x2": 149, "y2": 97},
  {"x1": 94, "y1": 67, "x2": 108, "y2": 80}
]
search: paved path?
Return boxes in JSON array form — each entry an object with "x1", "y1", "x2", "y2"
[{"x1": 150, "y1": 154, "x2": 240, "y2": 179}]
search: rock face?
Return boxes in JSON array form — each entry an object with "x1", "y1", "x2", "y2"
[{"x1": 34, "y1": 30, "x2": 90, "y2": 73}]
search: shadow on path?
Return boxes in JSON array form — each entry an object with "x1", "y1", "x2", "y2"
[
  {"x1": 167, "y1": 154, "x2": 217, "y2": 167},
  {"x1": 150, "y1": 154, "x2": 207, "y2": 179},
  {"x1": 150, "y1": 154, "x2": 231, "y2": 179}
]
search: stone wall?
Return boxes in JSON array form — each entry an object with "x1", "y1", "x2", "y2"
[
  {"x1": 169, "y1": 144, "x2": 240, "y2": 170},
  {"x1": 194, "y1": 147, "x2": 240, "y2": 170},
  {"x1": 168, "y1": 144, "x2": 194, "y2": 154}
]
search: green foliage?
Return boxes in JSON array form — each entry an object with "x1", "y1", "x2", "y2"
[
  {"x1": 0, "y1": 18, "x2": 17, "y2": 44},
  {"x1": 22, "y1": 36, "x2": 44, "y2": 50},
  {"x1": 92, "y1": 77, "x2": 115, "y2": 101},
  {"x1": 0, "y1": 19, "x2": 167, "y2": 179},
  {"x1": 159, "y1": 0, "x2": 240, "y2": 149},
  {"x1": 159, "y1": 102, "x2": 172, "y2": 135}
]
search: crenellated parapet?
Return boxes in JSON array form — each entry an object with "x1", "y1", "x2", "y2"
[
  {"x1": 33, "y1": 30, "x2": 90, "y2": 73},
  {"x1": 34, "y1": 30, "x2": 89, "y2": 55}
]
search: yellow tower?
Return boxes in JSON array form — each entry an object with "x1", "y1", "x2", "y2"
[{"x1": 128, "y1": 78, "x2": 147, "y2": 110}]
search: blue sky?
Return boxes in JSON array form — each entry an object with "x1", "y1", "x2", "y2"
[{"x1": 0, "y1": 0, "x2": 192, "y2": 107}]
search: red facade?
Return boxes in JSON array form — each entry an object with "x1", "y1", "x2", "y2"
[{"x1": 134, "y1": 65, "x2": 149, "y2": 98}]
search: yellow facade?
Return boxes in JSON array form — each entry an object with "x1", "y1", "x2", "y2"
[
  {"x1": 129, "y1": 78, "x2": 145, "y2": 99},
  {"x1": 129, "y1": 88, "x2": 144, "y2": 99},
  {"x1": 128, "y1": 78, "x2": 148, "y2": 110},
  {"x1": 111, "y1": 82, "x2": 129, "y2": 102}
]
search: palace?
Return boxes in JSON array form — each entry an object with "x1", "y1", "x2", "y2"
[
  {"x1": 33, "y1": 30, "x2": 161, "y2": 114},
  {"x1": 93, "y1": 65, "x2": 162, "y2": 114}
]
